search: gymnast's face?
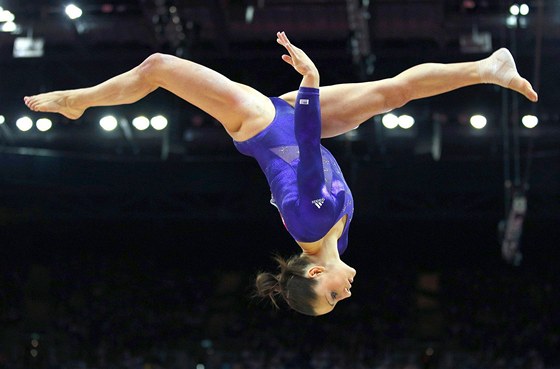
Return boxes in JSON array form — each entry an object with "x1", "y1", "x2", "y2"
[{"x1": 308, "y1": 261, "x2": 356, "y2": 315}]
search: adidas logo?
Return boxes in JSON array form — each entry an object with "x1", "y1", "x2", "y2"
[{"x1": 312, "y1": 198, "x2": 325, "y2": 209}]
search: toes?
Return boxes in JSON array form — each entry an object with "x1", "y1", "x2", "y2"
[
  {"x1": 527, "y1": 87, "x2": 538, "y2": 102},
  {"x1": 25, "y1": 98, "x2": 35, "y2": 110}
]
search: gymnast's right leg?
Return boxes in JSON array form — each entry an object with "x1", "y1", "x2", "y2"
[
  {"x1": 278, "y1": 48, "x2": 538, "y2": 138},
  {"x1": 24, "y1": 53, "x2": 275, "y2": 141}
]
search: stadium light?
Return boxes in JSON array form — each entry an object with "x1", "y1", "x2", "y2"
[
  {"x1": 99, "y1": 115, "x2": 118, "y2": 131},
  {"x1": 470, "y1": 114, "x2": 487, "y2": 129},
  {"x1": 1, "y1": 21, "x2": 16, "y2": 32},
  {"x1": 132, "y1": 116, "x2": 150, "y2": 131},
  {"x1": 245, "y1": 5, "x2": 255, "y2": 23},
  {"x1": 398, "y1": 114, "x2": 415, "y2": 129},
  {"x1": 521, "y1": 115, "x2": 538, "y2": 129},
  {"x1": 16, "y1": 116, "x2": 33, "y2": 132},
  {"x1": 0, "y1": 9, "x2": 15, "y2": 22},
  {"x1": 65, "y1": 4, "x2": 83, "y2": 20},
  {"x1": 509, "y1": 4, "x2": 520, "y2": 15},
  {"x1": 150, "y1": 115, "x2": 168, "y2": 130},
  {"x1": 36, "y1": 118, "x2": 53, "y2": 132},
  {"x1": 381, "y1": 113, "x2": 399, "y2": 129}
]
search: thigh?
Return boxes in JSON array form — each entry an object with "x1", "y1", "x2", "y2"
[
  {"x1": 153, "y1": 54, "x2": 275, "y2": 141},
  {"x1": 279, "y1": 79, "x2": 403, "y2": 138}
]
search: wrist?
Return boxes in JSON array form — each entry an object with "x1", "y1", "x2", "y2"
[{"x1": 300, "y1": 70, "x2": 320, "y2": 88}]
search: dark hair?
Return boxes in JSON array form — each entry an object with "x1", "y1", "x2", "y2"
[{"x1": 255, "y1": 254, "x2": 318, "y2": 316}]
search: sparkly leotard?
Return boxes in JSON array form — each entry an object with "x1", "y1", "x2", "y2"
[{"x1": 233, "y1": 87, "x2": 354, "y2": 255}]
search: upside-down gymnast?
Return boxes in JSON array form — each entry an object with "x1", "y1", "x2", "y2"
[{"x1": 24, "y1": 31, "x2": 538, "y2": 316}]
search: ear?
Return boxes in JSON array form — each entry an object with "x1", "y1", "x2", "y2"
[{"x1": 307, "y1": 266, "x2": 325, "y2": 278}]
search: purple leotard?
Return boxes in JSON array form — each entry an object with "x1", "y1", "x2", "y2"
[{"x1": 233, "y1": 87, "x2": 354, "y2": 255}]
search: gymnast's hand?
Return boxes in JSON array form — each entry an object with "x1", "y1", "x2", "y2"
[{"x1": 277, "y1": 31, "x2": 319, "y2": 88}]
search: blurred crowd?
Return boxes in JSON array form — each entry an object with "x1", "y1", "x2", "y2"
[{"x1": 1, "y1": 247, "x2": 559, "y2": 369}]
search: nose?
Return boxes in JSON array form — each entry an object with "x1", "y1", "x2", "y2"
[{"x1": 349, "y1": 267, "x2": 356, "y2": 282}]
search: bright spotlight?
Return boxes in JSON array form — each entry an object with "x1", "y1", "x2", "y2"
[
  {"x1": 1, "y1": 21, "x2": 16, "y2": 33},
  {"x1": 506, "y1": 15, "x2": 519, "y2": 28},
  {"x1": 0, "y1": 115, "x2": 5, "y2": 124},
  {"x1": 470, "y1": 114, "x2": 487, "y2": 129},
  {"x1": 132, "y1": 116, "x2": 150, "y2": 131},
  {"x1": 521, "y1": 114, "x2": 538, "y2": 128},
  {"x1": 0, "y1": 9, "x2": 15, "y2": 22},
  {"x1": 99, "y1": 115, "x2": 118, "y2": 131},
  {"x1": 65, "y1": 4, "x2": 83, "y2": 20},
  {"x1": 382, "y1": 113, "x2": 399, "y2": 129},
  {"x1": 519, "y1": 3, "x2": 529, "y2": 15},
  {"x1": 16, "y1": 116, "x2": 33, "y2": 132},
  {"x1": 245, "y1": 5, "x2": 255, "y2": 23},
  {"x1": 36, "y1": 118, "x2": 53, "y2": 132},
  {"x1": 509, "y1": 4, "x2": 520, "y2": 15},
  {"x1": 151, "y1": 115, "x2": 168, "y2": 130},
  {"x1": 398, "y1": 114, "x2": 415, "y2": 129}
]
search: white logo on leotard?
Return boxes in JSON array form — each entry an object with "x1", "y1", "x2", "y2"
[
  {"x1": 299, "y1": 99, "x2": 309, "y2": 105},
  {"x1": 312, "y1": 198, "x2": 325, "y2": 209}
]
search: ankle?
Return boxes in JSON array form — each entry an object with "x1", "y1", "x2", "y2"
[
  {"x1": 477, "y1": 58, "x2": 493, "y2": 84},
  {"x1": 478, "y1": 48, "x2": 518, "y2": 88},
  {"x1": 65, "y1": 92, "x2": 82, "y2": 110}
]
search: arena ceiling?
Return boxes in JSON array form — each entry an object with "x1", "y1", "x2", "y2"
[
  {"x1": 0, "y1": 0, "x2": 558, "y2": 151},
  {"x1": 0, "y1": 0, "x2": 558, "y2": 232}
]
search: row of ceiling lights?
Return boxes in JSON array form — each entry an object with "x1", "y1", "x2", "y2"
[
  {"x1": 0, "y1": 114, "x2": 168, "y2": 133},
  {"x1": 506, "y1": 2, "x2": 531, "y2": 28},
  {"x1": 0, "y1": 112, "x2": 541, "y2": 133},
  {"x1": 0, "y1": 3, "x2": 83, "y2": 33},
  {"x1": 0, "y1": 5, "x2": 16, "y2": 32},
  {"x1": 1, "y1": 2, "x2": 533, "y2": 33},
  {"x1": 381, "y1": 113, "x2": 539, "y2": 130}
]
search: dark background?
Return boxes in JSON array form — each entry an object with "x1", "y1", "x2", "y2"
[{"x1": 0, "y1": 1, "x2": 559, "y2": 368}]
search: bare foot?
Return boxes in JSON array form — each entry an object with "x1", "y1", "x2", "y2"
[
  {"x1": 23, "y1": 91, "x2": 85, "y2": 120},
  {"x1": 478, "y1": 48, "x2": 538, "y2": 102}
]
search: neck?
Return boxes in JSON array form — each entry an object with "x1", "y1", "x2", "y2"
[
  {"x1": 298, "y1": 214, "x2": 347, "y2": 263},
  {"x1": 300, "y1": 233, "x2": 340, "y2": 265}
]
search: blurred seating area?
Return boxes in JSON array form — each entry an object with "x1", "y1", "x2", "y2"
[{"x1": 1, "y1": 247, "x2": 559, "y2": 369}]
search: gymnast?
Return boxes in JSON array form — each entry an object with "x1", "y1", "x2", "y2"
[{"x1": 24, "y1": 31, "x2": 537, "y2": 316}]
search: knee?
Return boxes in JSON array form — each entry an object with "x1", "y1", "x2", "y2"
[{"x1": 137, "y1": 53, "x2": 168, "y2": 83}]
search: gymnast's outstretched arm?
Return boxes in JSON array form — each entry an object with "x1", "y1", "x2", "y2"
[{"x1": 276, "y1": 32, "x2": 323, "y2": 198}]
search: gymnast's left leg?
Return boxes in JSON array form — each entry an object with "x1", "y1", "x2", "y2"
[
  {"x1": 23, "y1": 53, "x2": 275, "y2": 141},
  {"x1": 279, "y1": 48, "x2": 538, "y2": 138}
]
